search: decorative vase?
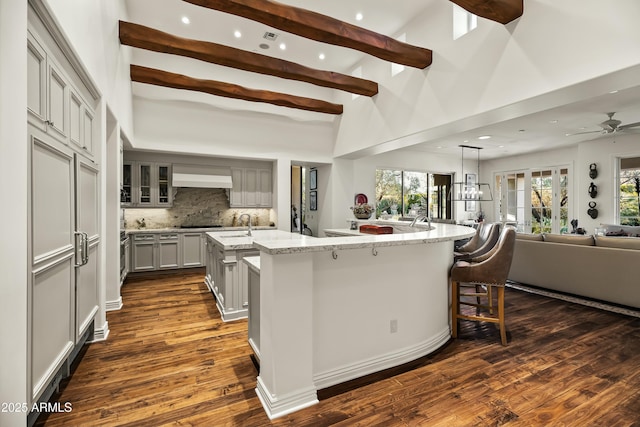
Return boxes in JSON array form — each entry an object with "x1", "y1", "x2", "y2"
[{"x1": 354, "y1": 213, "x2": 371, "y2": 219}]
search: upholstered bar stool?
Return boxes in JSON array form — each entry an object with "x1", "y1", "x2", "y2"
[
  {"x1": 454, "y1": 222, "x2": 501, "y2": 261},
  {"x1": 450, "y1": 227, "x2": 516, "y2": 346}
]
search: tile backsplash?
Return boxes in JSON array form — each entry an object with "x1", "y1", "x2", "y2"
[{"x1": 124, "y1": 188, "x2": 273, "y2": 229}]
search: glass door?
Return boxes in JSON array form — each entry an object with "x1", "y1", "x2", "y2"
[{"x1": 495, "y1": 166, "x2": 569, "y2": 234}]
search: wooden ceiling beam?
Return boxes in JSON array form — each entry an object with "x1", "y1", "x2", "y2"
[
  {"x1": 120, "y1": 21, "x2": 377, "y2": 96},
  {"x1": 130, "y1": 64, "x2": 343, "y2": 115},
  {"x1": 450, "y1": 0, "x2": 523, "y2": 24},
  {"x1": 182, "y1": 0, "x2": 432, "y2": 69}
]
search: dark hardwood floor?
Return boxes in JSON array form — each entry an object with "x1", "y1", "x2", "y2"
[{"x1": 37, "y1": 270, "x2": 640, "y2": 426}]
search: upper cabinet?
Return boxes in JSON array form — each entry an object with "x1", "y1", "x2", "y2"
[
  {"x1": 122, "y1": 161, "x2": 173, "y2": 208},
  {"x1": 230, "y1": 167, "x2": 272, "y2": 208},
  {"x1": 27, "y1": 30, "x2": 96, "y2": 159}
]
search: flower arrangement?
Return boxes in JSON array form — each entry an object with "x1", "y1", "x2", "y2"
[{"x1": 351, "y1": 203, "x2": 373, "y2": 218}]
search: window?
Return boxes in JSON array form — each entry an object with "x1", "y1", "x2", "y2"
[
  {"x1": 618, "y1": 156, "x2": 640, "y2": 226},
  {"x1": 453, "y1": 4, "x2": 477, "y2": 40},
  {"x1": 495, "y1": 166, "x2": 570, "y2": 234},
  {"x1": 375, "y1": 169, "x2": 452, "y2": 219}
]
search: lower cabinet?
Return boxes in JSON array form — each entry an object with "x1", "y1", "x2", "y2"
[
  {"x1": 131, "y1": 233, "x2": 180, "y2": 272},
  {"x1": 130, "y1": 231, "x2": 205, "y2": 272},
  {"x1": 205, "y1": 235, "x2": 258, "y2": 321},
  {"x1": 182, "y1": 232, "x2": 204, "y2": 268}
]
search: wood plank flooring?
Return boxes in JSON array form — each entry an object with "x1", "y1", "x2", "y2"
[{"x1": 36, "y1": 270, "x2": 640, "y2": 426}]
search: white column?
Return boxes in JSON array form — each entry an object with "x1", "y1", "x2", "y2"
[
  {"x1": 256, "y1": 251, "x2": 318, "y2": 419},
  {"x1": 274, "y1": 158, "x2": 291, "y2": 232}
]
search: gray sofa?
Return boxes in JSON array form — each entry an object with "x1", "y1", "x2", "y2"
[{"x1": 508, "y1": 233, "x2": 640, "y2": 309}]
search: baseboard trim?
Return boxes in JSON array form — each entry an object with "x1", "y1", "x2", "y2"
[
  {"x1": 91, "y1": 321, "x2": 109, "y2": 342},
  {"x1": 313, "y1": 327, "x2": 451, "y2": 390},
  {"x1": 106, "y1": 297, "x2": 123, "y2": 311},
  {"x1": 255, "y1": 376, "x2": 318, "y2": 420},
  {"x1": 507, "y1": 281, "x2": 640, "y2": 318}
]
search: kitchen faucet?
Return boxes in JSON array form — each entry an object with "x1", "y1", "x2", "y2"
[
  {"x1": 239, "y1": 213, "x2": 252, "y2": 236},
  {"x1": 410, "y1": 214, "x2": 432, "y2": 229}
]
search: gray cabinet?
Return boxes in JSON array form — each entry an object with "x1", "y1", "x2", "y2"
[
  {"x1": 27, "y1": 11, "x2": 99, "y2": 407},
  {"x1": 132, "y1": 233, "x2": 180, "y2": 271},
  {"x1": 131, "y1": 231, "x2": 206, "y2": 272},
  {"x1": 27, "y1": 30, "x2": 95, "y2": 159},
  {"x1": 157, "y1": 233, "x2": 179, "y2": 269},
  {"x1": 182, "y1": 232, "x2": 204, "y2": 268},
  {"x1": 230, "y1": 167, "x2": 272, "y2": 207},
  {"x1": 122, "y1": 161, "x2": 172, "y2": 208},
  {"x1": 205, "y1": 234, "x2": 258, "y2": 321},
  {"x1": 132, "y1": 234, "x2": 156, "y2": 272}
]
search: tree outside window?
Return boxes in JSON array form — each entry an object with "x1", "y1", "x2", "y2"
[{"x1": 620, "y1": 161, "x2": 640, "y2": 226}]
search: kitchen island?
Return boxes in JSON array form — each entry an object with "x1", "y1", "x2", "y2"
[
  {"x1": 210, "y1": 223, "x2": 474, "y2": 419},
  {"x1": 205, "y1": 230, "x2": 308, "y2": 321}
]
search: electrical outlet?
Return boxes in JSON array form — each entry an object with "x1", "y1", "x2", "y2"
[{"x1": 390, "y1": 319, "x2": 398, "y2": 333}]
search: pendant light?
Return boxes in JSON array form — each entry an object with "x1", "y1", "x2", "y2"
[{"x1": 450, "y1": 144, "x2": 493, "y2": 202}]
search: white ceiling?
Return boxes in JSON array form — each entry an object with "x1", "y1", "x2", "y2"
[{"x1": 124, "y1": 0, "x2": 640, "y2": 160}]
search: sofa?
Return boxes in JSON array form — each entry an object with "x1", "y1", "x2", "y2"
[{"x1": 508, "y1": 232, "x2": 640, "y2": 309}]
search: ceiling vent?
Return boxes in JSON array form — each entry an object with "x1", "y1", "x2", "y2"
[{"x1": 263, "y1": 31, "x2": 278, "y2": 41}]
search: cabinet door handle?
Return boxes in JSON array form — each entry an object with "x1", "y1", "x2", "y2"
[
  {"x1": 82, "y1": 232, "x2": 89, "y2": 265},
  {"x1": 74, "y1": 231, "x2": 84, "y2": 267}
]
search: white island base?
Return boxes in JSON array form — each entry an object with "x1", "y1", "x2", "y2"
[{"x1": 253, "y1": 223, "x2": 473, "y2": 419}]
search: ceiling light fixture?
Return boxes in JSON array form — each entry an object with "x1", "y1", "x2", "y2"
[
  {"x1": 478, "y1": 135, "x2": 491, "y2": 140},
  {"x1": 279, "y1": 43, "x2": 286, "y2": 50},
  {"x1": 355, "y1": 12, "x2": 363, "y2": 21},
  {"x1": 318, "y1": 53, "x2": 325, "y2": 60},
  {"x1": 234, "y1": 30, "x2": 242, "y2": 38},
  {"x1": 449, "y1": 145, "x2": 493, "y2": 204},
  {"x1": 181, "y1": 16, "x2": 190, "y2": 24}
]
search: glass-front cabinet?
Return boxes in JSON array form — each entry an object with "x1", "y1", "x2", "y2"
[
  {"x1": 122, "y1": 161, "x2": 172, "y2": 208},
  {"x1": 138, "y1": 163, "x2": 152, "y2": 205},
  {"x1": 121, "y1": 162, "x2": 133, "y2": 205}
]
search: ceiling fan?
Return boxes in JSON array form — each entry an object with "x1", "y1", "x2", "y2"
[{"x1": 572, "y1": 112, "x2": 640, "y2": 136}]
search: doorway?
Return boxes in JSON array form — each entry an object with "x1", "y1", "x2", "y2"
[{"x1": 291, "y1": 165, "x2": 312, "y2": 235}]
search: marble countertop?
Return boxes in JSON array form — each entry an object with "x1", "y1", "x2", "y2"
[
  {"x1": 243, "y1": 255, "x2": 260, "y2": 273},
  {"x1": 206, "y1": 229, "x2": 310, "y2": 250},
  {"x1": 126, "y1": 226, "x2": 276, "y2": 234},
  {"x1": 207, "y1": 223, "x2": 475, "y2": 255}
]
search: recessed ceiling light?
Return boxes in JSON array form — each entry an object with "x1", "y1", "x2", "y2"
[
  {"x1": 549, "y1": 120, "x2": 558, "y2": 124},
  {"x1": 318, "y1": 53, "x2": 325, "y2": 60},
  {"x1": 181, "y1": 16, "x2": 190, "y2": 24},
  {"x1": 478, "y1": 135, "x2": 491, "y2": 140},
  {"x1": 355, "y1": 12, "x2": 363, "y2": 21},
  {"x1": 279, "y1": 43, "x2": 286, "y2": 50},
  {"x1": 518, "y1": 129, "x2": 525, "y2": 133},
  {"x1": 234, "y1": 30, "x2": 242, "y2": 38},
  {"x1": 609, "y1": 90, "x2": 619, "y2": 94},
  {"x1": 259, "y1": 43, "x2": 270, "y2": 50}
]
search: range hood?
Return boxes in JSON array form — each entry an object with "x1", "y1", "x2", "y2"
[{"x1": 172, "y1": 164, "x2": 233, "y2": 189}]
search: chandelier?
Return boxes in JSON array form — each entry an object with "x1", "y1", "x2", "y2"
[{"x1": 450, "y1": 145, "x2": 493, "y2": 202}]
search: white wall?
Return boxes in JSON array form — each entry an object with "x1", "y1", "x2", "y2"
[
  {"x1": 131, "y1": 97, "x2": 336, "y2": 163},
  {"x1": 0, "y1": 2, "x2": 28, "y2": 425},
  {"x1": 578, "y1": 134, "x2": 640, "y2": 232},
  {"x1": 332, "y1": 0, "x2": 640, "y2": 158}
]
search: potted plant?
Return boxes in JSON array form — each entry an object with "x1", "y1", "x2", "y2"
[{"x1": 351, "y1": 203, "x2": 373, "y2": 219}]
